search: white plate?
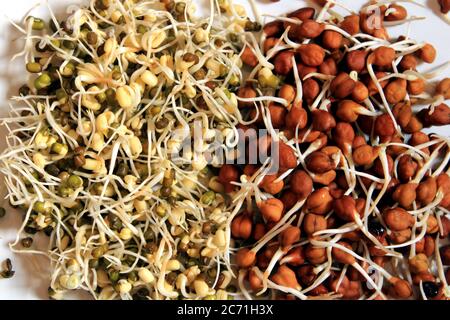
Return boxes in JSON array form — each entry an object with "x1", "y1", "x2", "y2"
[{"x1": 0, "y1": 0, "x2": 449, "y2": 300}]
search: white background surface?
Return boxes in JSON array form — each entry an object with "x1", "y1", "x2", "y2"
[{"x1": 0, "y1": 0, "x2": 449, "y2": 300}]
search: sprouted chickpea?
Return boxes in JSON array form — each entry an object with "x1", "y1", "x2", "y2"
[{"x1": 216, "y1": 0, "x2": 450, "y2": 301}]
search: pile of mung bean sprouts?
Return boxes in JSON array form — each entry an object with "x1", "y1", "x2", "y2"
[{"x1": 0, "y1": 0, "x2": 265, "y2": 300}]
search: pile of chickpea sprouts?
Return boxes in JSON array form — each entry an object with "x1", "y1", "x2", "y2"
[
  {"x1": 0, "y1": 0, "x2": 277, "y2": 300},
  {"x1": 226, "y1": 0, "x2": 450, "y2": 300}
]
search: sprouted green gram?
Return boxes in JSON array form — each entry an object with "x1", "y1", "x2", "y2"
[{"x1": 0, "y1": 0, "x2": 264, "y2": 300}]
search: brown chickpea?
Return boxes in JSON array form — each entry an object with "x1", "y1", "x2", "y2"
[
  {"x1": 285, "y1": 105, "x2": 308, "y2": 131},
  {"x1": 249, "y1": 269, "x2": 263, "y2": 292},
  {"x1": 333, "y1": 122, "x2": 355, "y2": 153},
  {"x1": 278, "y1": 141, "x2": 298, "y2": 169},
  {"x1": 333, "y1": 195, "x2": 357, "y2": 222},
  {"x1": 290, "y1": 170, "x2": 313, "y2": 199},
  {"x1": 403, "y1": 115, "x2": 423, "y2": 133},
  {"x1": 287, "y1": 7, "x2": 315, "y2": 21},
  {"x1": 390, "y1": 277, "x2": 413, "y2": 298},
  {"x1": 385, "y1": 4, "x2": 407, "y2": 21},
  {"x1": 332, "y1": 241, "x2": 356, "y2": 265},
  {"x1": 426, "y1": 215, "x2": 439, "y2": 234},
  {"x1": 418, "y1": 44, "x2": 437, "y2": 63},
  {"x1": 263, "y1": 20, "x2": 284, "y2": 37},
  {"x1": 279, "y1": 226, "x2": 301, "y2": 248},
  {"x1": 397, "y1": 155, "x2": 418, "y2": 182},
  {"x1": 297, "y1": 44, "x2": 325, "y2": 67},
  {"x1": 278, "y1": 84, "x2": 296, "y2": 105},
  {"x1": 352, "y1": 145, "x2": 379, "y2": 166},
  {"x1": 282, "y1": 247, "x2": 305, "y2": 266},
  {"x1": 360, "y1": 10, "x2": 384, "y2": 35},
  {"x1": 322, "y1": 30, "x2": 343, "y2": 49},
  {"x1": 259, "y1": 173, "x2": 284, "y2": 194},
  {"x1": 370, "y1": 46, "x2": 396, "y2": 67},
  {"x1": 352, "y1": 136, "x2": 367, "y2": 149},
  {"x1": 330, "y1": 73, "x2": 356, "y2": 99},
  {"x1": 295, "y1": 19, "x2": 325, "y2": 39},
  {"x1": 231, "y1": 213, "x2": 253, "y2": 240},
  {"x1": 296, "y1": 62, "x2": 318, "y2": 79},
  {"x1": 393, "y1": 102, "x2": 412, "y2": 128},
  {"x1": 303, "y1": 213, "x2": 327, "y2": 236},
  {"x1": 435, "y1": 78, "x2": 450, "y2": 99},
  {"x1": 441, "y1": 245, "x2": 450, "y2": 265},
  {"x1": 369, "y1": 236, "x2": 389, "y2": 257},
  {"x1": 311, "y1": 109, "x2": 336, "y2": 132},
  {"x1": 389, "y1": 228, "x2": 412, "y2": 244},
  {"x1": 423, "y1": 236, "x2": 435, "y2": 257},
  {"x1": 241, "y1": 45, "x2": 258, "y2": 67},
  {"x1": 417, "y1": 177, "x2": 437, "y2": 206},
  {"x1": 366, "y1": 71, "x2": 389, "y2": 96},
  {"x1": 296, "y1": 128, "x2": 321, "y2": 143},
  {"x1": 305, "y1": 245, "x2": 327, "y2": 264},
  {"x1": 409, "y1": 132, "x2": 430, "y2": 155},
  {"x1": 342, "y1": 230, "x2": 362, "y2": 242},
  {"x1": 280, "y1": 190, "x2": 299, "y2": 211},
  {"x1": 407, "y1": 78, "x2": 425, "y2": 95},
  {"x1": 258, "y1": 198, "x2": 284, "y2": 223},
  {"x1": 416, "y1": 236, "x2": 425, "y2": 254},
  {"x1": 340, "y1": 15, "x2": 360, "y2": 35},
  {"x1": 399, "y1": 54, "x2": 418, "y2": 71},
  {"x1": 392, "y1": 183, "x2": 418, "y2": 208},
  {"x1": 236, "y1": 248, "x2": 256, "y2": 268},
  {"x1": 253, "y1": 223, "x2": 266, "y2": 241},
  {"x1": 263, "y1": 245, "x2": 278, "y2": 261},
  {"x1": 336, "y1": 100, "x2": 363, "y2": 122},
  {"x1": 319, "y1": 58, "x2": 338, "y2": 76},
  {"x1": 243, "y1": 164, "x2": 258, "y2": 178},
  {"x1": 263, "y1": 37, "x2": 280, "y2": 54},
  {"x1": 439, "y1": 0, "x2": 450, "y2": 14},
  {"x1": 218, "y1": 164, "x2": 239, "y2": 193},
  {"x1": 306, "y1": 188, "x2": 333, "y2": 215},
  {"x1": 303, "y1": 78, "x2": 320, "y2": 104},
  {"x1": 418, "y1": 103, "x2": 450, "y2": 127},
  {"x1": 372, "y1": 154, "x2": 394, "y2": 177},
  {"x1": 374, "y1": 113, "x2": 396, "y2": 137},
  {"x1": 383, "y1": 207, "x2": 415, "y2": 231},
  {"x1": 309, "y1": 284, "x2": 328, "y2": 296},
  {"x1": 274, "y1": 50, "x2": 295, "y2": 76},
  {"x1": 436, "y1": 173, "x2": 450, "y2": 208},
  {"x1": 297, "y1": 265, "x2": 317, "y2": 286},
  {"x1": 329, "y1": 276, "x2": 348, "y2": 296},
  {"x1": 312, "y1": 0, "x2": 334, "y2": 7},
  {"x1": 442, "y1": 216, "x2": 450, "y2": 237},
  {"x1": 373, "y1": 27, "x2": 390, "y2": 40},
  {"x1": 237, "y1": 85, "x2": 257, "y2": 108},
  {"x1": 385, "y1": 79, "x2": 407, "y2": 104},
  {"x1": 305, "y1": 151, "x2": 336, "y2": 174},
  {"x1": 352, "y1": 81, "x2": 369, "y2": 103},
  {"x1": 346, "y1": 50, "x2": 367, "y2": 73},
  {"x1": 271, "y1": 265, "x2": 300, "y2": 289},
  {"x1": 312, "y1": 170, "x2": 337, "y2": 185},
  {"x1": 267, "y1": 103, "x2": 287, "y2": 129}
]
